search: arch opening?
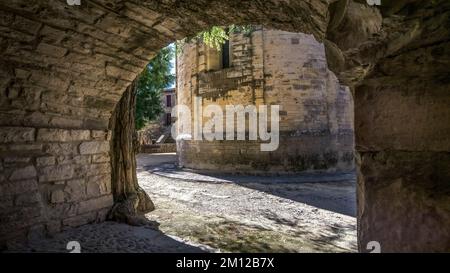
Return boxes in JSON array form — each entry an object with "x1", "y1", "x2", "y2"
[
  {"x1": 134, "y1": 26, "x2": 358, "y2": 252},
  {"x1": 0, "y1": 0, "x2": 449, "y2": 252}
]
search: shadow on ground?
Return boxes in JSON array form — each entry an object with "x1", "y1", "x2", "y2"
[
  {"x1": 232, "y1": 180, "x2": 356, "y2": 217},
  {"x1": 168, "y1": 217, "x2": 356, "y2": 253},
  {"x1": 6, "y1": 221, "x2": 211, "y2": 253},
  {"x1": 139, "y1": 153, "x2": 356, "y2": 217}
]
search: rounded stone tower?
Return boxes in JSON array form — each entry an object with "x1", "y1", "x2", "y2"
[{"x1": 175, "y1": 27, "x2": 354, "y2": 173}]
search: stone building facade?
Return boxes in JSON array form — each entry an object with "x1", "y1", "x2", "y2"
[
  {"x1": 176, "y1": 27, "x2": 354, "y2": 173},
  {"x1": 138, "y1": 87, "x2": 176, "y2": 146}
]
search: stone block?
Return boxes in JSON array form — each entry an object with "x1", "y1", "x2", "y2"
[
  {"x1": 86, "y1": 179, "x2": 101, "y2": 198},
  {"x1": 36, "y1": 42, "x2": 68, "y2": 58},
  {"x1": 65, "y1": 179, "x2": 85, "y2": 202},
  {"x1": 87, "y1": 174, "x2": 111, "y2": 195},
  {"x1": 50, "y1": 189, "x2": 65, "y2": 204},
  {"x1": 36, "y1": 156, "x2": 56, "y2": 167},
  {"x1": 12, "y1": 15, "x2": 41, "y2": 35},
  {"x1": 39, "y1": 164, "x2": 75, "y2": 182},
  {"x1": 37, "y1": 128, "x2": 91, "y2": 142},
  {"x1": 96, "y1": 207, "x2": 110, "y2": 222},
  {"x1": 14, "y1": 191, "x2": 41, "y2": 206},
  {"x1": 1, "y1": 144, "x2": 42, "y2": 154},
  {"x1": 0, "y1": 196, "x2": 13, "y2": 211},
  {"x1": 3, "y1": 156, "x2": 32, "y2": 164},
  {"x1": 49, "y1": 116, "x2": 84, "y2": 128},
  {"x1": 47, "y1": 202, "x2": 78, "y2": 220},
  {"x1": 45, "y1": 220, "x2": 62, "y2": 234},
  {"x1": 105, "y1": 64, "x2": 135, "y2": 81},
  {"x1": 27, "y1": 224, "x2": 45, "y2": 241},
  {"x1": 43, "y1": 143, "x2": 78, "y2": 155},
  {"x1": 62, "y1": 212, "x2": 97, "y2": 228},
  {"x1": 56, "y1": 155, "x2": 90, "y2": 165},
  {"x1": 0, "y1": 127, "x2": 35, "y2": 143},
  {"x1": 79, "y1": 141, "x2": 109, "y2": 155},
  {"x1": 77, "y1": 194, "x2": 113, "y2": 214},
  {"x1": 29, "y1": 70, "x2": 70, "y2": 91},
  {"x1": 0, "y1": 179, "x2": 38, "y2": 197},
  {"x1": 91, "y1": 130, "x2": 109, "y2": 140},
  {"x1": 92, "y1": 153, "x2": 110, "y2": 163},
  {"x1": 9, "y1": 165, "x2": 37, "y2": 181},
  {"x1": 83, "y1": 163, "x2": 111, "y2": 176}
]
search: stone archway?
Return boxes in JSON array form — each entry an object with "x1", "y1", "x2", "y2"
[{"x1": 0, "y1": 0, "x2": 449, "y2": 252}]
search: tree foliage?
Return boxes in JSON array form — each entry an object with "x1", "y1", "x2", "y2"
[
  {"x1": 177, "y1": 25, "x2": 254, "y2": 53},
  {"x1": 135, "y1": 45, "x2": 175, "y2": 130},
  {"x1": 135, "y1": 26, "x2": 253, "y2": 130},
  {"x1": 201, "y1": 26, "x2": 229, "y2": 51}
]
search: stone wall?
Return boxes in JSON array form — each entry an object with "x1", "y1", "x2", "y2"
[
  {"x1": 140, "y1": 143, "x2": 176, "y2": 154},
  {"x1": 354, "y1": 37, "x2": 450, "y2": 252},
  {"x1": 325, "y1": 0, "x2": 450, "y2": 252},
  {"x1": 176, "y1": 29, "x2": 354, "y2": 173},
  {"x1": 0, "y1": 0, "x2": 448, "y2": 252},
  {"x1": 137, "y1": 88, "x2": 177, "y2": 146},
  {"x1": 0, "y1": 128, "x2": 113, "y2": 243}
]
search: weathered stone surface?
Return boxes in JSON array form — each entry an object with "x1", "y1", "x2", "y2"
[
  {"x1": 87, "y1": 175, "x2": 111, "y2": 196},
  {"x1": 91, "y1": 153, "x2": 110, "y2": 163},
  {"x1": 79, "y1": 141, "x2": 110, "y2": 155},
  {"x1": 39, "y1": 165, "x2": 75, "y2": 182},
  {"x1": 45, "y1": 220, "x2": 61, "y2": 235},
  {"x1": 84, "y1": 163, "x2": 111, "y2": 176},
  {"x1": 0, "y1": 196, "x2": 13, "y2": 211},
  {"x1": 357, "y1": 151, "x2": 450, "y2": 252},
  {"x1": 62, "y1": 212, "x2": 97, "y2": 228},
  {"x1": 0, "y1": 0, "x2": 448, "y2": 252},
  {"x1": 9, "y1": 165, "x2": 37, "y2": 181},
  {"x1": 177, "y1": 29, "x2": 354, "y2": 173},
  {"x1": 91, "y1": 130, "x2": 110, "y2": 140},
  {"x1": 64, "y1": 179, "x2": 85, "y2": 202},
  {"x1": 36, "y1": 43, "x2": 68, "y2": 58},
  {"x1": 43, "y1": 143, "x2": 78, "y2": 155},
  {"x1": 3, "y1": 144, "x2": 42, "y2": 152},
  {"x1": 3, "y1": 156, "x2": 32, "y2": 164},
  {"x1": 56, "y1": 155, "x2": 90, "y2": 165},
  {"x1": 37, "y1": 129, "x2": 91, "y2": 142},
  {"x1": 327, "y1": 1, "x2": 382, "y2": 51},
  {"x1": 78, "y1": 195, "x2": 114, "y2": 215},
  {"x1": 50, "y1": 190, "x2": 65, "y2": 204},
  {"x1": 36, "y1": 156, "x2": 56, "y2": 167},
  {"x1": 46, "y1": 202, "x2": 78, "y2": 220},
  {"x1": 355, "y1": 81, "x2": 450, "y2": 152},
  {"x1": 0, "y1": 179, "x2": 38, "y2": 197},
  {"x1": 0, "y1": 127, "x2": 35, "y2": 143},
  {"x1": 14, "y1": 192, "x2": 41, "y2": 206},
  {"x1": 352, "y1": 1, "x2": 450, "y2": 252}
]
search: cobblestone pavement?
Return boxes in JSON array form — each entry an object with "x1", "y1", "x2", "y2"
[
  {"x1": 138, "y1": 153, "x2": 357, "y2": 253},
  {"x1": 7, "y1": 221, "x2": 213, "y2": 253},
  {"x1": 8, "y1": 153, "x2": 357, "y2": 253}
]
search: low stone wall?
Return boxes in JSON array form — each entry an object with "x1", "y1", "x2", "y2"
[
  {"x1": 140, "y1": 144, "x2": 177, "y2": 154},
  {"x1": 178, "y1": 133, "x2": 354, "y2": 174}
]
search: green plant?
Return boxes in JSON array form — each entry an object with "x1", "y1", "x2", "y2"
[
  {"x1": 135, "y1": 45, "x2": 175, "y2": 130},
  {"x1": 177, "y1": 25, "x2": 255, "y2": 54}
]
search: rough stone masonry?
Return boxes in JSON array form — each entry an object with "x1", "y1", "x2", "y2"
[
  {"x1": 176, "y1": 27, "x2": 354, "y2": 173},
  {"x1": 0, "y1": 0, "x2": 449, "y2": 252}
]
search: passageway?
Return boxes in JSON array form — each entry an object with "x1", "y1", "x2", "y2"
[
  {"x1": 1, "y1": 0, "x2": 449, "y2": 252},
  {"x1": 7, "y1": 153, "x2": 357, "y2": 253},
  {"x1": 138, "y1": 153, "x2": 357, "y2": 252}
]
